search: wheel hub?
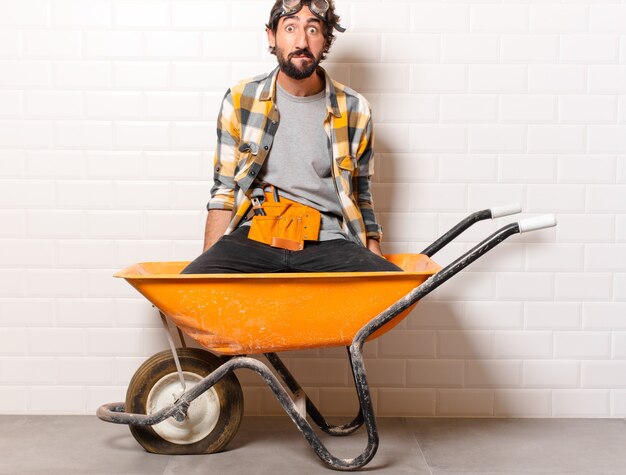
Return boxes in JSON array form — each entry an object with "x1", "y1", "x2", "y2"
[{"x1": 147, "y1": 371, "x2": 220, "y2": 445}]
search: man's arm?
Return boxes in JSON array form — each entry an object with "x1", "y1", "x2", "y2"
[
  {"x1": 202, "y1": 209, "x2": 232, "y2": 252},
  {"x1": 204, "y1": 89, "x2": 239, "y2": 250},
  {"x1": 366, "y1": 237, "x2": 383, "y2": 257}
]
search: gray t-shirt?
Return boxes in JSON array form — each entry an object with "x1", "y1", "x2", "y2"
[{"x1": 243, "y1": 83, "x2": 347, "y2": 241}]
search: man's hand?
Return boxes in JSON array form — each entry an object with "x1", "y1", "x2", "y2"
[
  {"x1": 366, "y1": 238, "x2": 383, "y2": 257},
  {"x1": 202, "y1": 210, "x2": 232, "y2": 252}
]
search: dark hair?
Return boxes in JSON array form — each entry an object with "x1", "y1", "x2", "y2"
[{"x1": 265, "y1": 0, "x2": 341, "y2": 60}]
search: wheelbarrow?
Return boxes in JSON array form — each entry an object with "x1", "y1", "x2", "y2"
[{"x1": 97, "y1": 206, "x2": 556, "y2": 471}]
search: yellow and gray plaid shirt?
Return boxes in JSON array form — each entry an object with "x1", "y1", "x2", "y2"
[{"x1": 208, "y1": 66, "x2": 382, "y2": 245}]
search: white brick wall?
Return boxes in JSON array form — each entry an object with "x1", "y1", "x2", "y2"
[{"x1": 0, "y1": 0, "x2": 624, "y2": 418}]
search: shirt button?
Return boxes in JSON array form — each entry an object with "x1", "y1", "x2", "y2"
[
  {"x1": 250, "y1": 171, "x2": 255, "y2": 176},
  {"x1": 264, "y1": 145, "x2": 269, "y2": 150}
]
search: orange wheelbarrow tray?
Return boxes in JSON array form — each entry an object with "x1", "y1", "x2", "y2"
[{"x1": 97, "y1": 207, "x2": 556, "y2": 471}]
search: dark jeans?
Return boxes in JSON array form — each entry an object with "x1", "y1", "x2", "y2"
[{"x1": 181, "y1": 227, "x2": 403, "y2": 274}]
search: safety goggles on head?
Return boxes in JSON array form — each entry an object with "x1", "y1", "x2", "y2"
[{"x1": 271, "y1": 0, "x2": 346, "y2": 33}]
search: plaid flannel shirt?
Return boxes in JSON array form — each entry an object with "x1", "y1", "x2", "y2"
[{"x1": 208, "y1": 66, "x2": 382, "y2": 246}]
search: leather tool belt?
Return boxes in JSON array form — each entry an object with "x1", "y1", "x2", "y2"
[{"x1": 248, "y1": 188, "x2": 321, "y2": 251}]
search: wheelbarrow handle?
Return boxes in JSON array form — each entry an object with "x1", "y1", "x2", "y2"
[
  {"x1": 355, "y1": 214, "x2": 556, "y2": 347},
  {"x1": 421, "y1": 203, "x2": 522, "y2": 257},
  {"x1": 518, "y1": 214, "x2": 557, "y2": 233},
  {"x1": 490, "y1": 203, "x2": 522, "y2": 218}
]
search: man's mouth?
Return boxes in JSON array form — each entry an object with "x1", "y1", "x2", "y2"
[{"x1": 289, "y1": 50, "x2": 314, "y2": 60}]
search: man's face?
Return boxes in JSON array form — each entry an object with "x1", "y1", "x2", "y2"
[{"x1": 267, "y1": 6, "x2": 327, "y2": 80}]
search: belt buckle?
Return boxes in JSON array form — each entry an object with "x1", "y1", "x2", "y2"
[{"x1": 251, "y1": 197, "x2": 266, "y2": 216}]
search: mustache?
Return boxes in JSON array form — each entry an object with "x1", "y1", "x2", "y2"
[{"x1": 288, "y1": 49, "x2": 314, "y2": 60}]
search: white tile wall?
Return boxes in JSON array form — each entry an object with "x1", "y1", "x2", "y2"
[
  {"x1": 495, "y1": 389, "x2": 552, "y2": 417},
  {"x1": 553, "y1": 390, "x2": 610, "y2": 417},
  {"x1": 438, "y1": 389, "x2": 494, "y2": 417},
  {"x1": 0, "y1": 0, "x2": 50, "y2": 27},
  {"x1": 1, "y1": 0, "x2": 624, "y2": 418},
  {"x1": 523, "y1": 361, "x2": 580, "y2": 388}
]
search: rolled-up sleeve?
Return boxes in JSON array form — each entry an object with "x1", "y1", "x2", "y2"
[
  {"x1": 207, "y1": 89, "x2": 239, "y2": 211},
  {"x1": 355, "y1": 116, "x2": 383, "y2": 240}
]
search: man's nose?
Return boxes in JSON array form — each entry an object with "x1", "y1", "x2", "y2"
[{"x1": 293, "y1": 27, "x2": 309, "y2": 49}]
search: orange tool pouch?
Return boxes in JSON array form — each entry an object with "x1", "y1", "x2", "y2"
[{"x1": 248, "y1": 190, "x2": 321, "y2": 251}]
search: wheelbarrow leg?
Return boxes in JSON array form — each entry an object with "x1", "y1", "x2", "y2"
[
  {"x1": 264, "y1": 352, "x2": 364, "y2": 436},
  {"x1": 243, "y1": 355, "x2": 379, "y2": 470},
  {"x1": 159, "y1": 311, "x2": 186, "y2": 393}
]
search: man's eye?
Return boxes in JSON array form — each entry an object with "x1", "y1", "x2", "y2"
[
  {"x1": 308, "y1": 27, "x2": 318, "y2": 34},
  {"x1": 285, "y1": 25, "x2": 295, "y2": 32}
]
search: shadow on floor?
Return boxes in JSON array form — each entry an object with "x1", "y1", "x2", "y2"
[{"x1": 0, "y1": 416, "x2": 624, "y2": 474}]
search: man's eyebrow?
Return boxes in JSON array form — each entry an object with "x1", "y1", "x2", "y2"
[{"x1": 283, "y1": 15, "x2": 322, "y2": 25}]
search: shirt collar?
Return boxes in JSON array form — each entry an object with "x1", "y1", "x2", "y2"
[{"x1": 259, "y1": 66, "x2": 342, "y2": 118}]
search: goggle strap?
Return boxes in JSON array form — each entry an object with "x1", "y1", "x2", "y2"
[{"x1": 272, "y1": 0, "x2": 345, "y2": 33}]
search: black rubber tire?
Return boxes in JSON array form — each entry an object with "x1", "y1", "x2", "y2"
[{"x1": 126, "y1": 348, "x2": 244, "y2": 455}]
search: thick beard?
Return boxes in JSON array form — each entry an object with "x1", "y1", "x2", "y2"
[{"x1": 276, "y1": 47, "x2": 321, "y2": 80}]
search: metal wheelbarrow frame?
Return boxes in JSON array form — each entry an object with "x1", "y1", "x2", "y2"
[{"x1": 97, "y1": 206, "x2": 556, "y2": 471}]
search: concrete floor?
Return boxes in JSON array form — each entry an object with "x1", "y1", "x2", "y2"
[{"x1": 1, "y1": 416, "x2": 625, "y2": 474}]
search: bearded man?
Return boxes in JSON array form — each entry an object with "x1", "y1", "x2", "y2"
[{"x1": 182, "y1": 0, "x2": 401, "y2": 273}]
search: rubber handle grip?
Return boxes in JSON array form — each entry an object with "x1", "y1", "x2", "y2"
[
  {"x1": 518, "y1": 214, "x2": 557, "y2": 233},
  {"x1": 490, "y1": 203, "x2": 522, "y2": 218}
]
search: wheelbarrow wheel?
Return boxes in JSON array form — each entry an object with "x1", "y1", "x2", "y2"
[{"x1": 126, "y1": 348, "x2": 243, "y2": 455}]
